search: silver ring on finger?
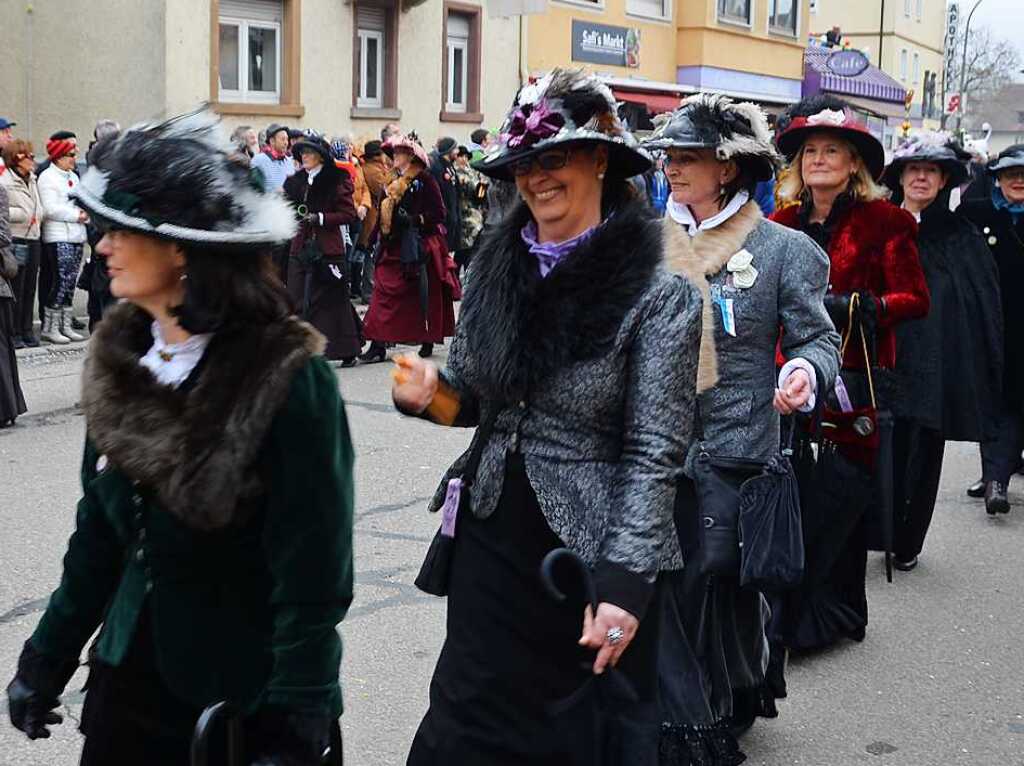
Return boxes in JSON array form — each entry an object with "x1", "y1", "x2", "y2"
[{"x1": 606, "y1": 626, "x2": 625, "y2": 645}]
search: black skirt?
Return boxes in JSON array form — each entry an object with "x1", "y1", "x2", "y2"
[
  {"x1": 287, "y1": 256, "x2": 363, "y2": 360},
  {"x1": 0, "y1": 298, "x2": 27, "y2": 424},
  {"x1": 408, "y1": 453, "x2": 662, "y2": 766},
  {"x1": 78, "y1": 609, "x2": 342, "y2": 766}
]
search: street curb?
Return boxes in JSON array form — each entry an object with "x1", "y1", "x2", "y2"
[{"x1": 15, "y1": 340, "x2": 90, "y2": 362}]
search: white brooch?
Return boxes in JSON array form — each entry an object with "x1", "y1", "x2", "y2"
[
  {"x1": 989, "y1": 236, "x2": 998, "y2": 246},
  {"x1": 727, "y1": 249, "x2": 759, "y2": 289},
  {"x1": 807, "y1": 109, "x2": 847, "y2": 127}
]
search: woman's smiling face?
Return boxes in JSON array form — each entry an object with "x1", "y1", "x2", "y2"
[{"x1": 513, "y1": 144, "x2": 607, "y2": 236}]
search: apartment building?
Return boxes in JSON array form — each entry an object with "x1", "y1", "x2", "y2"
[{"x1": 1, "y1": 0, "x2": 522, "y2": 149}]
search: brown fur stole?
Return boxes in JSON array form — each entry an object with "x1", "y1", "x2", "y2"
[{"x1": 662, "y1": 200, "x2": 763, "y2": 393}]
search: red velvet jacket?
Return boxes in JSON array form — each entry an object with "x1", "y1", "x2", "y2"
[{"x1": 772, "y1": 199, "x2": 929, "y2": 370}]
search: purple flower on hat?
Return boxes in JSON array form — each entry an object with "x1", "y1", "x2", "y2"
[{"x1": 504, "y1": 99, "x2": 566, "y2": 150}]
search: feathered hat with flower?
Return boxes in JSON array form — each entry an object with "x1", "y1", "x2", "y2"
[{"x1": 473, "y1": 68, "x2": 650, "y2": 181}]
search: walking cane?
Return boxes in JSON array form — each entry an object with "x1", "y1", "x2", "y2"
[{"x1": 191, "y1": 701, "x2": 244, "y2": 766}]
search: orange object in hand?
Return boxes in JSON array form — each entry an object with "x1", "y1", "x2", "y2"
[{"x1": 392, "y1": 356, "x2": 461, "y2": 426}]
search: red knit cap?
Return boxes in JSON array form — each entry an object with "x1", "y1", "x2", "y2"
[{"x1": 46, "y1": 138, "x2": 75, "y2": 162}]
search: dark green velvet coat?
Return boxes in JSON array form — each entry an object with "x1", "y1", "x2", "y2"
[{"x1": 29, "y1": 303, "x2": 355, "y2": 718}]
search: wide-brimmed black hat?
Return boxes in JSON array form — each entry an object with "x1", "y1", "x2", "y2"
[
  {"x1": 265, "y1": 123, "x2": 289, "y2": 141},
  {"x1": 474, "y1": 68, "x2": 651, "y2": 182},
  {"x1": 776, "y1": 95, "x2": 886, "y2": 180},
  {"x1": 643, "y1": 94, "x2": 781, "y2": 182},
  {"x1": 988, "y1": 144, "x2": 1024, "y2": 175},
  {"x1": 883, "y1": 131, "x2": 971, "y2": 189},
  {"x1": 71, "y1": 109, "x2": 296, "y2": 246},
  {"x1": 291, "y1": 135, "x2": 333, "y2": 165}
]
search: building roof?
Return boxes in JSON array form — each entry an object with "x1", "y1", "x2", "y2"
[
  {"x1": 804, "y1": 46, "x2": 906, "y2": 104},
  {"x1": 966, "y1": 83, "x2": 1024, "y2": 133}
]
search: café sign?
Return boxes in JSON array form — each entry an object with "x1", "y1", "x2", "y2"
[
  {"x1": 827, "y1": 49, "x2": 870, "y2": 78},
  {"x1": 571, "y1": 20, "x2": 640, "y2": 69}
]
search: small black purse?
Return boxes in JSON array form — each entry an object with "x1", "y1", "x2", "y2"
[{"x1": 414, "y1": 406, "x2": 498, "y2": 597}]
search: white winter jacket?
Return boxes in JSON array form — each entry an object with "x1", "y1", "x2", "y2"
[{"x1": 38, "y1": 165, "x2": 86, "y2": 244}]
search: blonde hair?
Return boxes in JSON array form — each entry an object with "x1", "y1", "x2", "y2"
[{"x1": 777, "y1": 137, "x2": 889, "y2": 205}]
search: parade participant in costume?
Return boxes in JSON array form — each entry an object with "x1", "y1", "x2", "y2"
[
  {"x1": 38, "y1": 136, "x2": 87, "y2": 345},
  {"x1": 283, "y1": 133, "x2": 362, "y2": 366},
  {"x1": 5, "y1": 111, "x2": 354, "y2": 766},
  {"x1": 453, "y1": 145, "x2": 487, "y2": 281},
  {"x1": 645, "y1": 95, "x2": 839, "y2": 757},
  {"x1": 355, "y1": 140, "x2": 389, "y2": 301},
  {"x1": 960, "y1": 144, "x2": 1024, "y2": 515},
  {"x1": 395, "y1": 68, "x2": 703, "y2": 765},
  {"x1": 770, "y1": 96, "x2": 929, "y2": 663},
  {"x1": 1, "y1": 139, "x2": 43, "y2": 347},
  {"x1": 0, "y1": 182, "x2": 27, "y2": 426},
  {"x1": 429, "y1": 136, "x2": 462, "y2": 255},
  {"x1": 360, "y1": 135, "x2": 459, "y2": 363},
  {"x1": 883, "y1": 133, "x2": 1003, "y2": 564}
]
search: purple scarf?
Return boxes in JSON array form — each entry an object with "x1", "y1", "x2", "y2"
[{"x1": 520, "y1": 218, "x2": 604, "y2": 278}]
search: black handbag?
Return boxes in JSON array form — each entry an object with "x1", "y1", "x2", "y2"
[
  {"x1": 738, "y1": 421, "x2": 805, "y2": 591},
  {"x1": 414, "y1": 406, "x2": 499, "y2": 597},
  {"x1": 691, "y1": 449, "x2": 765, "y2": 578}
]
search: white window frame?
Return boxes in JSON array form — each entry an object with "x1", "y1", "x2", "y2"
[
  {"x1": 912, "y1": 52, "x2": 920, "y2": 84},
  {"x1": 716, "y1": 0, "x2": 752, "y2": 28},
  {"x1": 916, "y1": 0, "x2": 923, "y2": 20},
  {"x1": 626, "y1": 0, "x2": 672, "y2": 22},
  {"x1": 218, "y1": 16, "x2": 281, "y2": 104},
  {"x1": 904, "y1": 0, "x2": 912, "y2": 17},
  {"x1": 357, "y1": 29, "x2": 385, "y2": 109},
  {"x1": 899, "y1": 48, "x2": 909, "y2": 81},
  {"x1": 446, "y1": 35, "x2": 469, "y2": 113},
  {"x1": 767, "y1": 0, "x2": 799, "y2": 37},
  {"x1": 554, "y1": 0, "x2": 606, "y2": 11}
]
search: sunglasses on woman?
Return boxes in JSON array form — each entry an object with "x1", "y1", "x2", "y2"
[{"x1": 511, "y1": 148, "x2": 572, "y2": 177}]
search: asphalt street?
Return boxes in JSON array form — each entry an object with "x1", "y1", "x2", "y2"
[{"x1": 0, "y1": 343, "x2": 1021, "y2": 766}]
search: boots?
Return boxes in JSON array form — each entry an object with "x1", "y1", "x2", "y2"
[
  {"x1": 60, "y1": 307, "x2": 85, "y2": 342},
  {"x1": 41, "y1": 307, "x2": 70, "y2": 345}
]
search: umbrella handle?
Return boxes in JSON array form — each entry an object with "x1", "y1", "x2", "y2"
[
  {"x1": 191, "y1": 701, "x2": 244, "y2": 766},
  {"x1": 540, "y1": 548, "x2": 598, "y2": 613}
]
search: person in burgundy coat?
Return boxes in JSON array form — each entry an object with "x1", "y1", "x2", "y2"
[
  {"x1": 360, "y1": 135, "x2": 459, "y2": 363},
  {"x1": 766, "y1": 96, "x2": 929, "y2": 683},
  {"x1": 283, "y1": 135, "x2": 361, "y2": 364}
]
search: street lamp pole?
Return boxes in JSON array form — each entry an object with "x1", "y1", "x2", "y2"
[{"x1": 956, "y1": 0, "x2": 986, "y2": 132}]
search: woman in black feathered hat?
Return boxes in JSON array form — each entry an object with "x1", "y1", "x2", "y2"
[
  {"x1": 958, "y1": 143, "x2": 1024, "y2": 515},
  {"x1": 394, "y1": 68, "x2": 703, "y2": 765},
  {"x1": 283, "y1": 133, "x2": 363, "y2": 366},
  {"x1": 5, "y1": 110, "x2": 354, "y2": 766},
  {"x1": 883, "y1": 133, "x2": 1003, "y2": 560}
]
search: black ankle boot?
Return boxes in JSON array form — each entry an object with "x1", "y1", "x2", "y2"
[
  {"x1": 418, "y1": 343, "x2": 434, "y2": 358},
  {"x1": 358, "y1": 342, "x2": 387, "y2": 364}
]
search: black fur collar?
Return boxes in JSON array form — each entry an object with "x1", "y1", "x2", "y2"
[
  {"x1": 459, "y1": 197, "x2": 663, "y2": 402},
  {"x1": 81, "y1": 302, "x2": 325, "y2": 530}
]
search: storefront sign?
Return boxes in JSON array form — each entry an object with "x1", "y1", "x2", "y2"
[
  {"x1": 827, "y1": 49, "x2": 870, "y2": 77},
  {"x1": 571, "y1": 20, "x2": 640, "y2": 69}
]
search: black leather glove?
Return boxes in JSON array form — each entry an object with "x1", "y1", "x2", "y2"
[
  {"x1": 392, "y1": 206, "x2": 412, "y2": 233},
  {"x1": 823, "y1": 293, "x2": 852, "y2": 331},
  {"x1": 856, "y1": 291, "x2": 881, "y2": 337},
  {"x1": 6, "y1": 640, "x2": 79, "y2": 740},
  {"x1": 248, "y1": 707, "x2": 332, "y2": 766}
]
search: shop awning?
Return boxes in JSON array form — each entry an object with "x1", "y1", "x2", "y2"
[
  {"x1": 611, "y1": 88, "x2": 685, "y2": 114},
  {"x1": 804, "y1": 46, "x2": 906, "y2": 104}
]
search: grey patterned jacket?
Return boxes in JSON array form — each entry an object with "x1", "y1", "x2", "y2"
[
  {"x1": 418, "y1": 199, "x2": 703, "y2": 619},
  {"x1": 665, "y1": 200, "x2": 840, "y2": 462}
]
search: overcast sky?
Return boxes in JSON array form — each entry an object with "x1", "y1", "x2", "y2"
[{"x1": 965, "y1": 0, "x2": 1024, "y2": 72}]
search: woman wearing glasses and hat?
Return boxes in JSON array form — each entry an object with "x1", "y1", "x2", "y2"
[
  {"x1": 393, "y1": 69, "x2": 703, "y2": 764},
  {"x1": 644, "y1": 94, "x2": 840, "y2": 753},
  {"x1": 958, "y1": 144, "x2": 1024, "y2": 516},
  {"x1": 5, "y1": 112, "x2": 354, "y2": 765},
  {"x1": 882, "y1": 133, "x2": 1002, "y2": 565},
  {"x1": 769, "y1": 96, "x2": 929, "y2": 665},
  {"x1": 283, "y1": 133, "x2": 362, "y2": 366},
  {"x1": 360, "y1": 134, "x2": 459, "y2": 363}
]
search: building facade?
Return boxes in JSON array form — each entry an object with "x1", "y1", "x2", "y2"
[
  {"x1": 0, "y1": 0, "x2": 522, "y2": 150},
  {"x1": 519, "y1": 0, "x2": 811, "y2": 127},
  {"x1": 808, "y1": 0, "x2": 946, "y2": 128}
]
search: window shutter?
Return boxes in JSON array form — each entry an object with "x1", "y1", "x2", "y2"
[
  {"x1": 628, "y1": 0, "x2": 667, "y2": 17},
  {"x1": 357, "y1": 6, "x2": 387, "y2": 32},
  {"x1": 447, "y1": 12, "x2": 471, "y2": 40},
  {"x1": 220, "y1": 0, "x2": 282, "y2": 22}
]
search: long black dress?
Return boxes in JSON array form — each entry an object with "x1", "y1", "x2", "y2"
[{"x1": 892, "y1": 196, "x2": 1002, "y2": 559}]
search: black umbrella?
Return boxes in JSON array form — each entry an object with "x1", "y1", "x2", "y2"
[
  {"x1": 191, "y1": 701, "x2": 243, "y2": 766},
  {"x1": 539, "y1": 548, "x2": 640, "y2": 766}
]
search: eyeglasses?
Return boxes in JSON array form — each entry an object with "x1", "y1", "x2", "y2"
[
  {"x1": 511, "y1": 148, "x2": 572, "y2": 177},
  {"x1": 16, "y1": 153, "x2": 34, "y2": 160},
  {"x1": 999, "y1": 167, "x2": 1024, "y2": 182},
  {"x1": 67, "y1": 151, "x2": 79, "y2": 158}
]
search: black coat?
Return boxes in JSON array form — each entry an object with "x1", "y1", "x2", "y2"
[
  {"x1": 960, "y1": 198, "x2": 1024, "y2": 411},
  {"x1": 429, "y1": 153, "x2": 462, "y2": 253},
  {"x1": 895, "y1": 200, "x2": 1003, "y2": 439}
]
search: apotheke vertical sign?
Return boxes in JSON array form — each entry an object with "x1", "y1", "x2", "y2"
[{"x1": 571, "y1": 20, "x2": 641, "y2": 69}]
